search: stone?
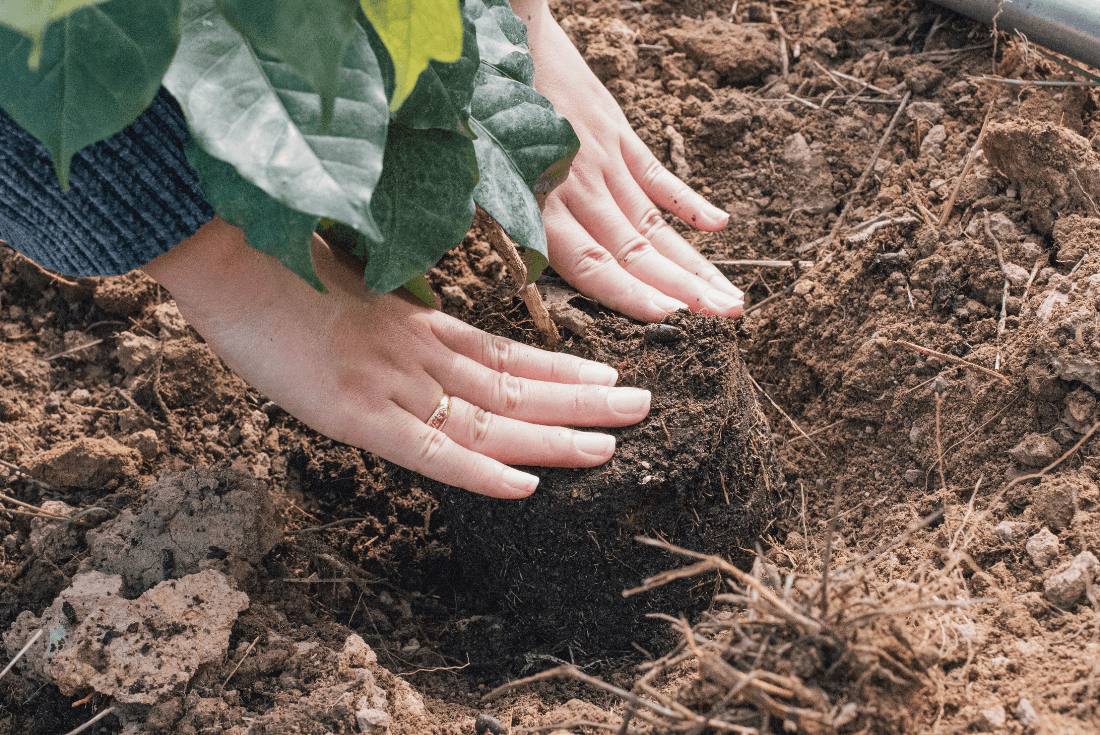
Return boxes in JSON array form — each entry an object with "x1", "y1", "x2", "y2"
[
  {"x1": 904, "y1": 469, "x2": 924, "y2": 485},
  {"x1": 993, "y1": 520, "x2": 1021, "y2": 542},
  {"x1": 2, "y1": 570, "x2": 247, "y2": 704},
  {"x1": 986, "y1": 212, "x2": 1019, "y2": 241},
  {"x1": 1043, "y1": 550, "x2": 1098, "y2": 607},
  {"x1": 919, "y1": 124, "x2": 946, "y2": 160},
  {"x1": 1016, "y1": 698, "x2": 1039, "y2": 728},
  {"x1": 26, "y1": 437, "x2": 139, "y2": 490},
  {"x1": 1064, "y1": 388, "x2": 1097, "y2": 433},
  {"x1": 116, "y1": 331, "x2": 160, "y2": 376},
  {"x1": 905, "y1": 100, "x2": 944, "y2": 124},
  {"x1": 86, "y1": 467, "x2": 283, "y2": 596},
  {"x1": 153, "y1": 301, "x2": 189, "y2": 336},
  {"x1": 124, "y1": 428, "x2": 160, "y2": 460},
  {"x1": 1025, "y1": 528, "x2": 1059, "y2": 568},
  {"x1": 1008, "y1": 433, "x2": 1061, "y2": 467},
  {"x1": 1001, "y1": 262, "x2": 1030, "y2": 287},
  {"x1": 28, "y1": 501, "x2": 80, "y2": 563},
  {"x1": 978, "y1": 704, "x2": 1006, "y2": 730}
]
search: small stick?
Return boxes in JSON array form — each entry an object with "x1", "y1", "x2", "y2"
[
  {"x1": 965, "y1": 75, "x2": 1100, "y2": 87},
  {"x1": 222, "y1": 635, "x2": 261, "y2": 689},
  {"x1": 1070, "y1": 169, "x2": 1100, "y2": 216},
  {"x1": 0, "y1": 458, "x2": 55, "y2": 491},
  {"x1": 398, "y1": 653, "x2": 471, "y2": 677},
  {"x1": 43, "y1": 339, "x2": 104, "y2": 362},
  {"x1": 1020, "y1": 257, "x2": 1044, "y2": 307},
  {"x1": 787, "y1": 419, "x2": 844, "y2": 444},
  {"x1": 813, "y1": 60, "x2": 850, "y2": 93},
  {"x1": 484, "y1": 664, "x2": 678, "y2": 718},
  {"x1": 829, "y1": 68, "x2": 896, "y2": 96},
  {"x1": 939, "y1": 101, "x2": 994, "y2": 227},
  {"x1": 906, "y1": 181, "x2": 939, "y2": 226},
  {"x1": 828, "y1": 91, "x2": 912, "y2": 247},
  {"x1": 884, "y1": 339, "x2": 1011, "y2": 385},
  {"x1": 743, "y1": 277, "x2": 805, "y2": 315},
  {"x1": 290, "y1": 518, "x2": 375, "y2": 534},
  {"x1": 0, "y1": 628, "x2": 42, "y2": 681},
  {"x1": 784, "y1": 93, "x2": 818, "y2": 109},
  {"x1": 62, "y1": 707, "x2": 117, "y2": 735},
  {"x1": 478, "y1": 207, "x2": 561, "y2": 347},
  {"x1": 710, "y1": 259, "x2": 814, "y2": 268},
  {"x1": 748, "y1": 374, "x2": 825, "y2": 458},
  {"x1": 771, "y1": 6, "x2": 787, "y2": 80},
  {"x1": 0, "y1": 492, "x2": 68, "y2": 519},
  {"x1": 838, "y1": 508, "x2": 944, "y2": 573}
]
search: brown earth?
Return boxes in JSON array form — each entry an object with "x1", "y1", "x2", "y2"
[{"x1": 3, "y1": 0, "x2": 1100, "y2": 733}]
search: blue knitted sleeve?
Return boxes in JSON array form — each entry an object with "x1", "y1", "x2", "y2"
[{"x1": 0, "y1": 88, "x2": 216, "y2": 277}]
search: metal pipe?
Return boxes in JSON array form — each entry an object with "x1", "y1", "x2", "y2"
[{"x1": 929, "y1": 0, "x2": 1100, "y2": 71}]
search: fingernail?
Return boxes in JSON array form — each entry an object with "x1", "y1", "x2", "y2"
[
  {"x1": 502, "y1": 467, "x2": 539, "y2": 496},
  {"x1": 651, "y1": 294, "x2": 688, "y2": 314},
  {"x1": 705, "y1": 288, "x2": 744, "y2": 312},
  {"x1": 608, "y1": 387, "x2": 651, "y2": 415},
  {"x1": 709, "y1": 274, "x2": 744, "y2": 299},
  {"x1": 704, "y1": 203, "x2": 730, "y2": 226},
  {"x1": 574, "y1": 431, "x2": 615, "y2": 458},
  {"x1": 579, "y1": 362, "x2": 618, "y2": 386}
]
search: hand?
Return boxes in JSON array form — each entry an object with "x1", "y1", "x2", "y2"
[
  {"x1": 142, "y1": 217, "x2": 651, "y2": 498},
  {"x1": 513, "y1": 0, "x2": 744, "y2": 322}
]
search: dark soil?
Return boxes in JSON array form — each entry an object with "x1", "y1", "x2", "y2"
[{"x1": 3, "y1": 0, "x2": 1100, "y2": 732}]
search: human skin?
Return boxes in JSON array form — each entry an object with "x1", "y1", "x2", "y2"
[{"x1": 143, "y1": 1, "x2": 740, "y2": 498}]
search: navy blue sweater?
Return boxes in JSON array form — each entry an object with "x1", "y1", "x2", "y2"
[{"x1": 0, "y1": 88, "x2": 215, "y2": 277}]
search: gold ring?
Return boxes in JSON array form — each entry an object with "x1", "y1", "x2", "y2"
[{"x1": 427, "y1": 394, "x2": 450, "y2": 431}]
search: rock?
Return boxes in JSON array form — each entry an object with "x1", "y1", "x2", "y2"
[
  {"x1": 993, "y1": 520, "x2": 1021, "y2": 542},
  {"x1": 26, "y1": 437, "x2": 140, "y2": 490},
  {"x1": 440, "y1": 285, "x2": 473, "y2": 312},
  {"x1": 1001, "y1": 262, "x2": 1030, "y2": 287},
  {"x1": 664, "y1": 18, "x2": 779, "y2": 86},
  {"x1": 695, "y1": 96, "x2": 752, "y2": 144},
  {"x1": 906, "y1": 100, "x2": 944, "y2": 124},
  {"x1": 919, "y1": 124, "x2": 946, "y2": 160},
  {"x1": 781, "y1": 134, "x2": 837, "y2": 214},
  {"x1": 1025, "y1": 528, "x2": 1059, "y2": 568},
  {"x1": 124, "y1": 428, "x2": 160, "y2": 460},
  {"x1": 1, "y1": 570, "x2": 247, "y2": 704},
  {"x1": 1008, "y1": 433, "x2": 1061, "y2": 467},
  {"x1": 978, "y1": 704, "x2": 1006, "y2": 730},
  {"x1": 1064, "y1": 388, "x2": 1097, "y2": 433},
  {"x1": 1031, "y1": 471, "x2": 1097, "y2": 531},
  {"x1": 1043, "y1": 550, "x2": 1098, "y2": 607},
  {"x1": 116, "y1": 331, "x2": 160, "y2": 376},
  {"x1": 69, "y1": 388, "x2": 91, "y2": 404},
  {"x1": 986, "y1": 212, "x2": 1019, "y2": 241},
  {"x1": 87, "y1": 467, "x2": 283, "y2": 596},
  {"x1": 903, "y1": 469, "x2": 924, "y2": 486},
  {"x1": 1016, "y1": 698, "x2": 1039, "y2": 728},
  {"x1": 28, "y1": 501, "x2": 80, "y2": 563},
  {"x1": 153, "y1": 301, "x2": 189, "y2": 336},
  {"x1": 1052, "y1": 214, "x2": 1100, "y2": 266},
  {"x1": 475, "y1": 713, "x2": 505, "y2": 735},
  {"x1": 904, "y1": 63, "x2": 944, "y2": 94}
]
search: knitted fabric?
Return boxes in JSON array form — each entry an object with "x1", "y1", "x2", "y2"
[{"x1": 0, "y1": 88, "x2": 215, "y2": 277}]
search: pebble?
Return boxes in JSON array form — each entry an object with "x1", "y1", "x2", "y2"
[
  {"x1": 903, "y1": 469, "x2": 924, "y2": 486},
  {"x1": 905, "y1": 100, "x2": 944, "y2": 124},
  {"x1": 643, "y1": 324, "x2": 682, "y2": 343},
  {"x1": 993, "y1": 520, "x2": 1021, "y2": 542},
  {"x1": 978, "y1": 704, "x2": 1006, "y2": 730},
  {"x1": 1016, "y1": 699, "x2": 1038, "y2": 728},
  {"x1": 1043, "y1": 550, "x2": 1098, "y2": 607},
  {"x1": 986, "y1": 212, "x2": 1019, "y2": 241},
  {"x1": 1008, "y1": 433, "x2": 1061, "y2": 467},
  {"x1": 1025, "y1": 527, "x2": 1059, "y2": 568},
  {"x1": 475, "y1": 714, "x2": 504, "y2": 735}
]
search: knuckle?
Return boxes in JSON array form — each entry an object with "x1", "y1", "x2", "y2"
[
  {"x1": 484, "y1": 334, "x2": 514, "y2": 372},
  {"x1": 640, "y1": 158, "x2": 665, "y2": 190},
  {"x1": 570, "y1": 243, "x2": 616, "y2": 281},
  {"x1": 494, "y1": 371, "x2": 524, "y2": 412},
  {"x1": 616, "y1": 235, "x2": 653, "y2": 266},
  {"x1": 415, "y1": 428, "x2": 449, "y2": 466},
  {"x1": 470, "y1": 408, "x2": 495, "y2": 445},
  {"x1": 637, "y1": 208, "x2": 669, "y2": 240}
]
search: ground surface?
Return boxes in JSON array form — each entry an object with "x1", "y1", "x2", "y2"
[{"x1": 3, "y1": 0, "x2": 1100, "y2": 733}]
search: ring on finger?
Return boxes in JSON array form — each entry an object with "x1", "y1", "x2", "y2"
[{"x1": 426, "y1": 394, "x2": 450, "y2": 431}]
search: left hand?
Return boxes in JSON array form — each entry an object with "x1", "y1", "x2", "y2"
[{"x1": 512, "y1": 0, "x2": 744, "y2": 322}]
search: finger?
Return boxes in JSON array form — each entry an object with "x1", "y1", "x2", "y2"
[
  {"x1": 429, "y1": 352, "x2": 651, "y2": 427},
  {"x1": 564, "y1": 184, "x2": 743, "y2": 317},
  {"x1": 379, "y1": 405, "x2": 540, "y2": 499},
  {"x1": 444, "y1": 396, "x2": 616, "y2": 467},
  {"x1": 621, "y1": 132, "x2": 729, "y2": 231},
  {"x1": 428, "y1": 312, "x2": 619, "y2": 386},
  {"x1": 543, "y1": 198, "x2": 688, "y2": 322},
  {"x1": 615, "y1": 138, "x2": 744, "y2": 300}
]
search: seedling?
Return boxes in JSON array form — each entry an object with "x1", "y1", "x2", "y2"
[{"x1": 0, "y1": 0, "x2": 579, "y2": 300}]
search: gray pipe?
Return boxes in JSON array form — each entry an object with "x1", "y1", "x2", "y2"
[{"x1": 929, "y1": 0, "x2": 1100, "y2": 71}]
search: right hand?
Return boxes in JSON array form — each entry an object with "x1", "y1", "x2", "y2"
[{"x1": 142, "y1": 216, "x2": 651, "y2": 498}]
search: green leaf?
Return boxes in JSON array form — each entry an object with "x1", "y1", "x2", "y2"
[
  {"x1": 185, "y1": 140, "x2": 324, "y2": 291},
  {"x1": 0, "y1": 0, "x2": 107, "y2": 68},
  {"x1": 392, "y1": 8, "x2": 478, "y2": 136},
  {"x1": 364, "y1": 124, "x2": 478, "y2": 293},
  {"x1": 165, "y1": 0, "x2": 389, "y2": 242},
  {"x1": 216, "y1": 0, "x2": 360, "y2": 132},
  {"x1": 0, "y1": 0, "x2": 181, "y2": 188},
  {"x1": 402, "y1": 273, "x2": 438, "y2": 309},
  {"x1": 466, "y1": 0, "x2": 530, "y2": 83},
  {"x1": 359, "y1": 0, "x2": 464, "y2": 112}
]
